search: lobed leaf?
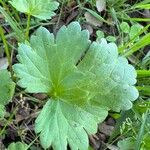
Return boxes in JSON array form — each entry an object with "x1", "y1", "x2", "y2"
[
  {"x1": 35, "y1": 99, "x2": 108, "y2": 149},
  {"x1": 13, "y1": 22, "x2": 139, "y2": 149},
  {"x1": 9, "y1": 0, "x2": 59, "y2": 20},
  {"x1": 79, "y1": 39, "x2": 139, "y2": 111}
]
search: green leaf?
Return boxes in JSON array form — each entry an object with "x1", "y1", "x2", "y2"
[
  {"x1": 129, "y1": 24, "x2": 143, "y2": 40},
  {"x1": 35, "y1": 99, "x2": 108, "y2": 149},
  {"x1": 10, "y1": 0, "x2": 59, "y2": 20},
  {"x1": 120, "y1": 22, "x2": 130, "y2": 33},
  {"x1": 13, "y1": 22, "x2": 138, "y2": 149},
  {"x1": 106, "y1": 35, "x2": 116, "y2": 42},
  {"x1": 96, "y1": 30, "x2": 105, "y2": 42},
  {"x1": 0, "y1": 70, "x2": 15, "y2": 107},
  {"x1": 13, "y1": 22, "x2": 92, "y2": 106},
  {"x1": 119, "y1": 24, "x2": 150, "y2": 53},
  {"x1": 7, "y1": 142, "x2": 28, "y2": 150},
  {"x1": 0, "y1": 6, "x2": 25, "y2": 42},
  {"x1": 78, "y1": 39, "x2": 139, "y2": 111}
]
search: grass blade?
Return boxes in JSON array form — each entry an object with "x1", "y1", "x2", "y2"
[
  {"x1": 137, "y1": 70, "x2": 150, "y2": 77},
  {"x1": 83, "y1": 8, "x2": 112, "y2": 25},
  {"x1": 119, "y1": 24, "x2": 150, "y2": 53},
  {"x1": 134, "y1": 110, "x2": 149, "y2": 150},
  {"x1": 123, "y1": 33, "x2": 150, "y2": 57},
  {"x1": 137, "y1": 86, "x2": 150, "y2": 96},
  {"x1": 0, "y1": 6, "x2": 25, "y2": 42},
  {"x1": 0, "y1": 26, "x2": 12, "y2": 74}
]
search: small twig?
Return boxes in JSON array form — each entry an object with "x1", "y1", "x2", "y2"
[{"x1": 54, "y1": 0, "x2": 64, "y2": 33}]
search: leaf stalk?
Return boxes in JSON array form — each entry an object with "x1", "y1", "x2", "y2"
[{"x1": 25, "y1": 13, "x2": 31, "y2": 40}]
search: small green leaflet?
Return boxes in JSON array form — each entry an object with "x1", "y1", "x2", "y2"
[
  {"x1": 0, "y1": 70, "x2": 15, "y2": 118},
  {"x1": 9, "y1": 0, "x2": 59, "y2": 20},
  {"x1": 120, "y1": 22, "x2": 130, "y2": 33},
  {"x1": 7, "y1": 142, "x2": 28, "y2": 150},
  {"x1": 13, "y1": 22, "x2": 139, "y2": 149}
]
